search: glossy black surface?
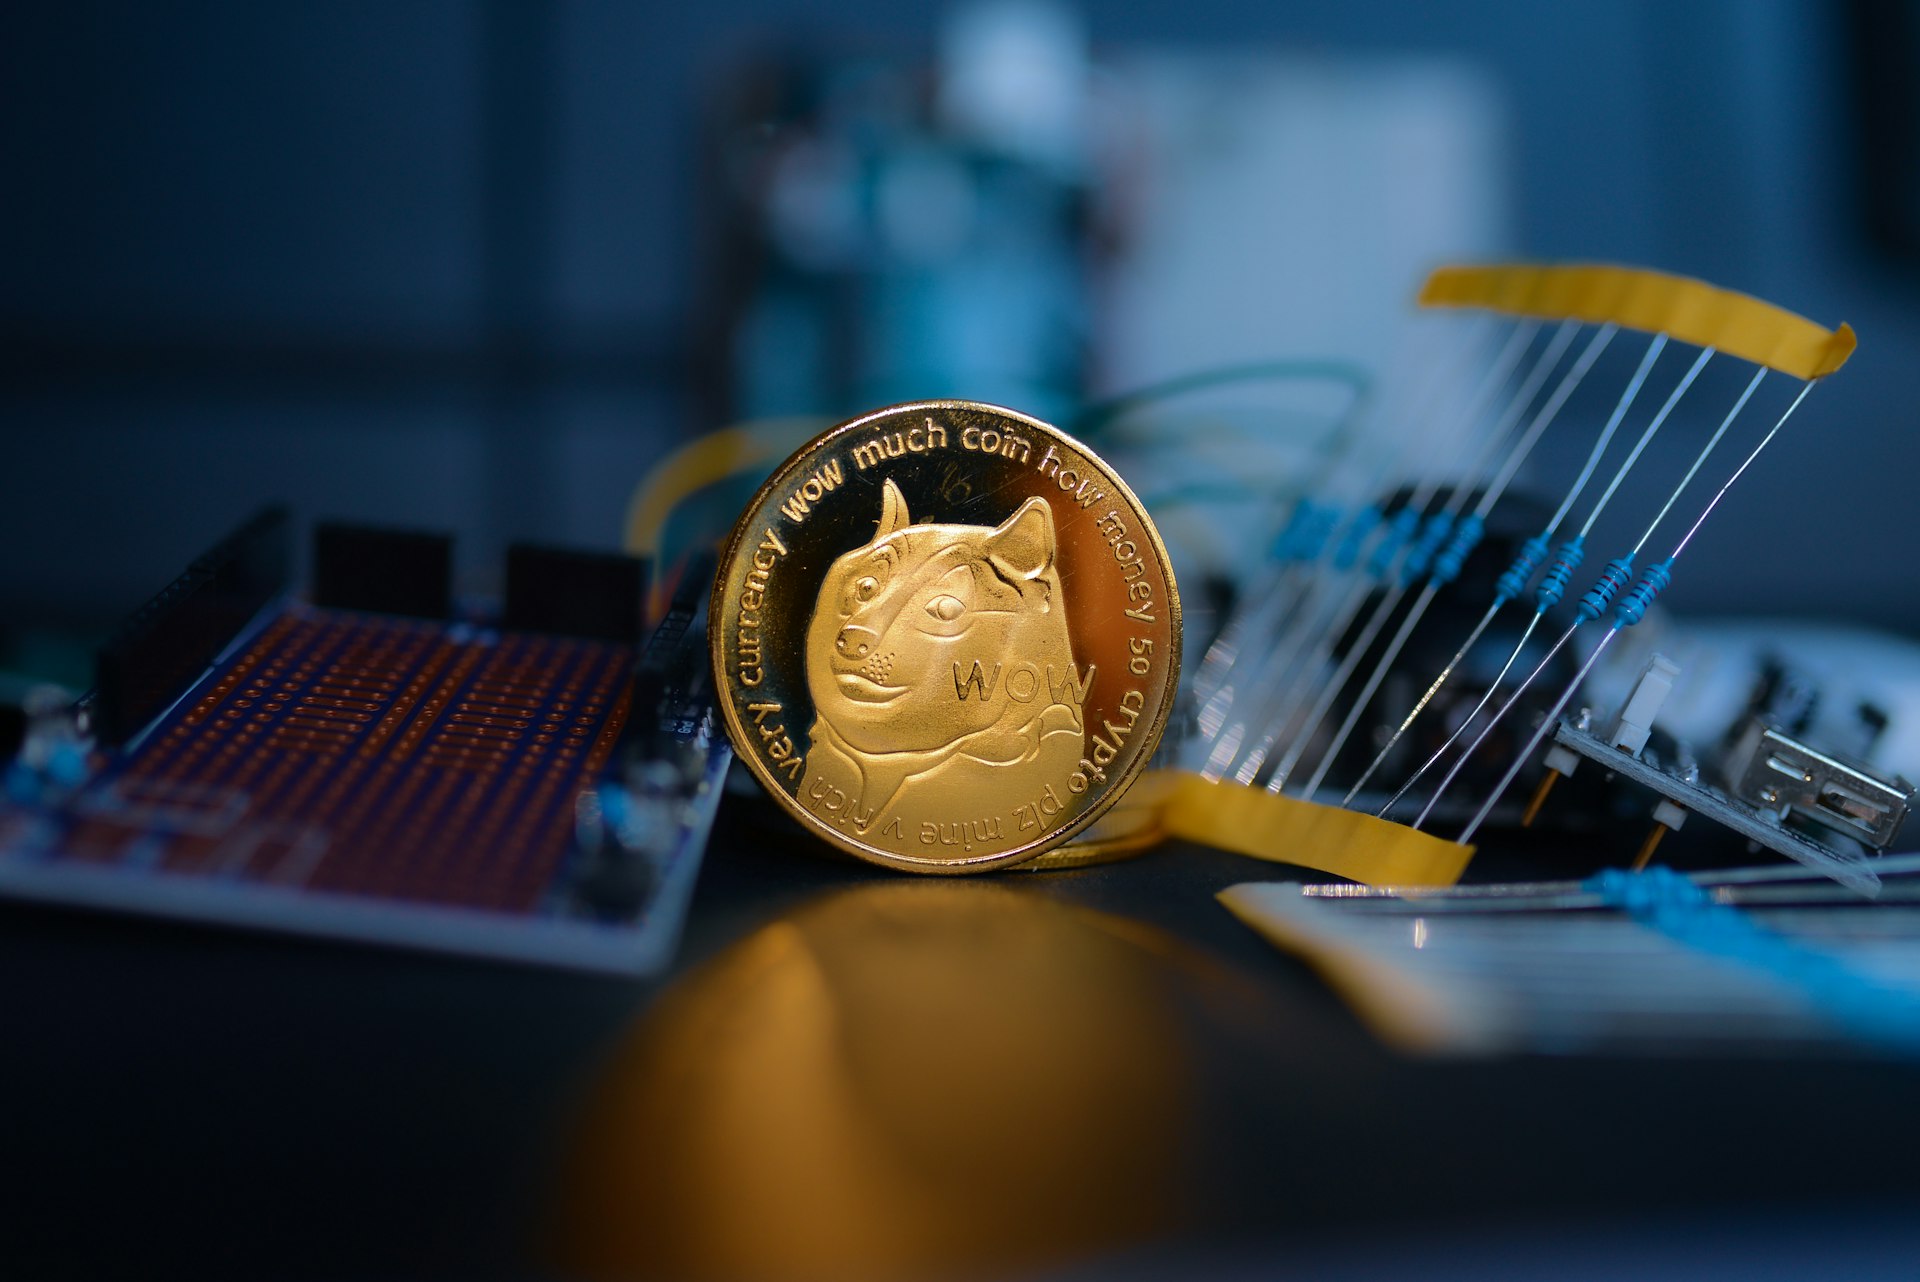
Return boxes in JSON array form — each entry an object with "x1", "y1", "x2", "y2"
[{"x1": 6, "y1": 794, "x2": 1920, "y2": 1279}]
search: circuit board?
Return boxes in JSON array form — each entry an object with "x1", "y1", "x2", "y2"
[
  {"x1": 0, "y1": 511, "x2": 727, "y2": 973},
  {"x1": 1550, "y1": 718, "x2": 1881, "y2": 896}
]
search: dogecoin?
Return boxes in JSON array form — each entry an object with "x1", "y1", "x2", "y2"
[{"x1": 710, "y1": 401, "x2": 1181, "y2": 873}]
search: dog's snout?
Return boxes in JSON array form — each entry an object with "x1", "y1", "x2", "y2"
[{"x1": 835, "y1": 625, "x2": 879, "y2": 659}]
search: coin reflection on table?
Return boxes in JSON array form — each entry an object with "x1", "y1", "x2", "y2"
[{"x1": 549, "y1": 883, "x2": 1195, "y2": 1282}]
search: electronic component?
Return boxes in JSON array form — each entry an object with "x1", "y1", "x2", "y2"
[
  {"x1": 1167, "y1": 261, "x2": 1861, "y2": 888},
  {"x1": 1521, "y1": 649, "x2": 1913, "y2": 885},
  {"x1": 1721, "y1": 717, "x2": 1912, "y2": 849},
  {"x1": 0, "y1": 513, "x2": 726, "y2": 974},
  {"x1": 311, "y1": 520, "x2": 453, "y2": 620},
  {"x1": 1610, "y1": 652, "x2": 1679, "y2": 757},
  {"x1": 1529, "y1": 651, "x2": 1681, "y2": 842},
  {"x1": 1549, "y1": 716, "x2": 1882, "y2": 895},
  {"x1": 1224, "y1": 869, "x2": 1920, "y2": 1058},
  {"x1": 93, "y1": 506, "x2": 292, "y2": 742},
  {"x1": 505, "y1": 542, "x2": 649, "y2": 645},
  {"x1": 0, "y1": 702, "x2": 23, "y2": 762}
]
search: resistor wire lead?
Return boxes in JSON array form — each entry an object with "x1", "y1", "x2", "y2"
[
  {"x1": 1529, "y1": 341, "x2": 1709, "y2": 615},
  {"x1": 1576, "y1": 344, "x2": 1708, "y2": 539},
  {"x1": 1374, "y1": 607, "x2": 1546, "y2": 816},
  {"x1": 1454, "y1": 625, "x2": 1618, "y2": 843},
  {"x1": 1211, "y1": 496, "x2": 1427, "y2": 782},
  {"x1": 1344, "y1": 327, "x2": 1660, "y2": 808},
  {"x1": 1305, "y1": 337, "x2": 1700, "y2": 802},
  {"x1": 1347, "y1": 597, "x2": 1515, "y2": 808},
  {"x1": 1195, "y1": 452, "x2": 1417, "y2": 752},
  {"x1": 1210, "y1": 506, "x2": 1417, "y2": 781},
  {"x1": 1672, "y1": 383, "x2": 1813, "y2": 551},
  {"x1": 1198, "y1": 320, "x2": 1538, "y2": 782},
  {"x1": 1410, "y1": 615, "x2": 1583, "y2": 830},
  {"x1": 1196, "y1": 501, "x2": 1406, "y2": 777},
  {"x1": 1629, "y1": 365, "x2": 1769, "y2": 559},
  {"x1": 1186, "y1": 317, "x2": 1497, "y2": 765},
  {"x1": 1179, "y1": 349, "x2": 1430, "y2": 715},
  {"x1": 1259, "y1": 320, "x2": 1574, "y2": 786},
  {"x1": 1394, "y1": 343, "x2": 1717, "y2": 821},
  {"x1": 1545, "y1": 334, "x2": 1666, "y2": 534},
  {"x1": 1450, "y1": 378, "x2": 1816, "y2": 844},
  {"x1": 1305, "y1": 322, "x2": 1615, "y2": 801},
  {"x1": 1251, "y1": 323, "x2": 1574, "y2": 791}
]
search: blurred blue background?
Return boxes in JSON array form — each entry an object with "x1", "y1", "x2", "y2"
[{"x1": 3, "y1": 0, "x2": 1915, "y2": 656}]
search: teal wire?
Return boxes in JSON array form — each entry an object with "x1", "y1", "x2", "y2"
[{"x1": 1070, "y1": 360, "x2": 1372, "y2": 440}]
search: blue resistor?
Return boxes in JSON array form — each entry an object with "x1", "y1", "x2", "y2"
[
  {"x1": 1331, "y1": 504, "x2": 1383, "y2": 570},
  {"x1": 45, "y1": 743, "x2": 88, "y2": 789},
  {"x1": 1367, "y1": 507, "x2": 1423, "y2": 577},
  {"x1": 1533, "y1": 536, "x2": 1586, "y2": 612},
  {"x1": 1401, "y1": 511, "x2": 1456, "y2": 584},
  {"x1": 1577, "y1": 556, "x2": 1635, "y2": 623},
  {"x1": 1268, "y1": 500, "x2": 1327, "y2": 563},
  {"x1": 1614, "y1": 557, "x2": 1674, "y2": 627},
  {"x1": 596, "y1": 781, "x2": 632, "y2": 830},
  {"x1": 1430, "y1": 513, "x2": 1485, "y2": 586},
  {"x1": 1300, "y1": 503, "x2": 1341, "y2": 562},
  {"x1": 4, "y1": 762, "x2": 37, "y2": 806},
  {"x1": 1586, "y1": 866, "x2": 1705, "y2": 914},
  {"x1": 1267, "y1": 500, "x2": 1311, "y2": 556},
  {"x1": 1589, "y1": 865, "x2": 1920, "y2": 1057},
  {"x1": 1495, "y1": 533, "x2": 1551, "y2": 603}
]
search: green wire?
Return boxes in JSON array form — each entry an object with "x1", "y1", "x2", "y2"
[{"x1": 1070, "y1": 359, "x2": 1372, "y2": 440}]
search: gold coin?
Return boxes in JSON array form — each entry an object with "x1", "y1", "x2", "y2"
[{"x1": 710, "y1": 401, "x2": 1181, "y2": 873}]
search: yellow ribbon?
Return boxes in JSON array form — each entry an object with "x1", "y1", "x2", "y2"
[
  {"x1": 622, "y1": 418, "x2": 827, "y2": 619},
  {"x1": 1157, "y1": 770, "x2": 1473, "y2": 887},
  {"x1": 1218, "y1": 882, "x2": 1484, "y2": 1052},
  {"x1": 1420, "y1": 263, "x2": 1855, "y2": 380}
]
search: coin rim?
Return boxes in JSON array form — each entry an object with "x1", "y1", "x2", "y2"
[{"x1": 708, "y1": 399, "x2": 1182, "y2": 874}]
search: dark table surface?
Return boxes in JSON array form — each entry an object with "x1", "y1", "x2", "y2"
[{"x1": 7, "y1": 796, "x2": 1920, "y2": 1281}]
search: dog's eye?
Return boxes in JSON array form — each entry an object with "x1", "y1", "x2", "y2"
[
  {"x1": 853, "y1": 576, "x2": 880, "y2": 603},
  {"x1": 925, "y1": 594, "x2": 965, "y2": 622}
]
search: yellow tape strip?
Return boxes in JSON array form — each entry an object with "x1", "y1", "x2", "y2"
[
  {"x1": 1419, "y1": 263, "x2": 1856, "y2": 380},
  {"x1": 1158, "y1": 770, "x2": 1473, "y2": 887},
  {"x1": 1218, "y1": 883, "x2": 1493, "y2": 1053}
]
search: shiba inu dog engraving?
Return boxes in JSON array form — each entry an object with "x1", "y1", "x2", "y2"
[
  {"x1": 800, "y1": 480, "x2": 1087, "y2": 835},
  {"x1": 713, "y1": 402, "x2": 1180, "y2": 872}
]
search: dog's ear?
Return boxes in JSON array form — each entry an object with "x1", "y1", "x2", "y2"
[
  {"x1": 987, "y1": 497, "x2": 1056, "y2": 585},
  {"x1": 875, "y1": 478, "x2": 910, "y2": 540}
]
